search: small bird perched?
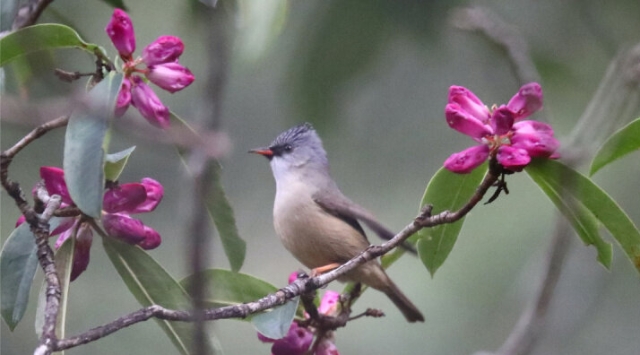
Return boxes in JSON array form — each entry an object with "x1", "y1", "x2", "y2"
[{"x1": 250, "y1": 123, "x2": 424, "y2": 323}]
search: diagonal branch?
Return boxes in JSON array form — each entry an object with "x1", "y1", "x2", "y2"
[{"x1": 51, "y1": 170, "x2": 500, "y2": 352}]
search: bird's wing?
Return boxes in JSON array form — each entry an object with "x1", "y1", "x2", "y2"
[{"x1": 313, "y1": 190, "x2": 417, "y2": 255}]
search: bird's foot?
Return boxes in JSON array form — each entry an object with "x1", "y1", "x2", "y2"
[{"x1": 310, "y1": 263, "x2": 341, "y2": 277}]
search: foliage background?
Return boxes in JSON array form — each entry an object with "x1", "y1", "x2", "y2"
[{"x1": 2, "y1": 0, "x2": 639, "y2": 354}]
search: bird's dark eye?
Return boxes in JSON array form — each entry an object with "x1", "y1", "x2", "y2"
[{"x1": 283, "y1": 144, "x2": 293, "y2": 152}]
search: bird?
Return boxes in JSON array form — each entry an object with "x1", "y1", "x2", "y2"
[{"x1": 250, "y1": 122, "x2": 424, "y2": 323}]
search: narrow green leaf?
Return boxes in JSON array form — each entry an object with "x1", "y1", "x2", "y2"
[
  {"x1": 1, "y1": 218, "x2": 61, "y2": 330},
  {"x1": 180, "y1": 269, "x2": 277, "y2": 309},
  {"x1": 590, "y1": 117, "x2": 640, "y2": 175},
  {"x1": 35, "y1": 236, "x2": 75, "y2": 347},
  {"x1": 0, "y1": 224, "x2": 38, "y2": 330},
  {"x1": 527, "y1": 159, "x2": 640, "y2": 273},
  {"x1": 207, "y1": 162, "x2": 247, "y2": 272},
  {"x1": 413, "y1": 164, "x2": 488, "y2": 276},
  {"x1": 64, "y1": 72, "x2": 123, "y2": 218},
  {"x1": 171, "y1": 113, "x2": 247, "y2": 271},
  {"x1": 251, "y1": 297, "x2": 299, "y2": 340},
  {"x1": 104, "y1": 146, "x2": 136, "y2": 181},
  {"x1": 0, "y1": 24, "x2": 105, "y2": 67},
  {"x1": 103, "y1": 237, "x2": 217, "y2": 355}
]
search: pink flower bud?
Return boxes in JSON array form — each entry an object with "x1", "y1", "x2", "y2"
[
  {"x1": 316, "y1": 337, "x2": 340, "y2": 355},
  {"x1": 318, "y1": 291, "x2": 340, "y2": 315},
  {"x1": 103, "y1": 183, "x2": 147, "y2": 213},
  {"x1": 142, "y1": 36, "x2": 185, "y2": 66},
  {"x1": 507, "y1": 82, "x2": 543, "y2": 119},
  {"x1": 496, "y1": 145, "x2": 531, "y2": 171},
  {"x1": 130, "y1": 77, "x2": 170, "y2": 129},
  {"x1": 40, "y1": 167, "x2": 73, "y2": 205},
  {"x1": 102, "y1": 213, "x2": 147, "y2": 245},
  {"x1": 491, "y1": 106, "x2": 515, "y2": 136},
  {"x1": 128, "y1": 178, "x2": 164, "y2": 213},
  {"x1": 15, "y1": 215, "x2": 25, "y2": 228},
  {"x1": 105, "y1": 9, "x2": 136, "y2": 58},
  {"x1": 445, "y1": 103, "x2": 493, "y2": 141},
  {"x1": 70, "y1": 223, "x2": 93, "y2": 281},
  {"x1": 116, "y1": 79, "x2": 132, "y2": 117},
  {"x1": 288, "y1": 271, "x2": 299, "y2": 284},
  {"x1": 271, "y1": 323, "x2": 313, "y2": 355},
  {"x1": 511, "y1": 120, "x2": 559, "y2": 157},
  {"x1": 443, "y1": 145, "x2": 490, "y2": 174},
  {"x1": 138, "y1": 225, "x2": 161, "y2": 250},
  {"x1": 146, "y1": 62, "x2": 195, "y2": 93},
  {"x1": 448, "y1": 86, "x2": 491, "y2": 123}
]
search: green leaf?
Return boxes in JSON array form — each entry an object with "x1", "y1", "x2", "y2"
[
  {"x1": 35, "y1": 235, "x2": 75, "y2": 346},
  {"x1": 526, "y1": 159, "x2": 640, "y2": 272},
  {"x1": 207, "y1": 162, "x2": 247, "y2": 272},
  {"x1": 105, "y1": 146, "x2": 136, "y2": 181},
  {"x1": 180, "y1": 269, "x2": 277, "y2": 310},
  {"x1": 1, "y1": 218, "x2": 61, "y2": 330},
  {"x1": 413, "y1": 164, "x2": 488, "y2": 276},
  {"x1": 103, "y1": 237, "x2": 217, "y2": 355},
  {"x1": 64, "y1": 72, "x2": 123, "y2": 218},
  {"x1": 171, "y1": 113, "x2": 247, "y2": 271},
  {"x1": 589, "y1": 117, "x2": 640, "y2": 175},
  {"x1": 0, "y1": 223, "x2": 38, "y2": 330},
  {"x1": 251, "y1": 297, "x2": 299, "y2": 340},
  {"x1": 0, "y1": 24, "x2": 105, "y2": 67}
]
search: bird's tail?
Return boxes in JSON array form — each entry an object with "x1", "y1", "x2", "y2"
[{"x1": 382, "y1": 280, "x2": 425, "y2": 323}]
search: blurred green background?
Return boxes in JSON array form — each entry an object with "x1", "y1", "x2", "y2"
[{"x1": 2, "y1": 0, "x2": 639, "y2": 354}]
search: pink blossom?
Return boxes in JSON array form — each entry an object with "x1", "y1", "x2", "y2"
[
  {"x1": 105, "y1": 9, "x2": 136, "y2": 58},
  {"x1": 70, "y1": 223, "x2": 93, "y2": 281},
  {"x1": 270, "y1": 323, "x2": 313, "y2": 355},
  {"x1": 105, "y1": 11, "x2": 194, "y2": 129},
  {"x1": 128, "y1": 178, "x2": 164, "y2": 213},
  {"x1": 102, "y1": 213, "x2": 148, "y2": 245},
  {"x1": 116, "y1": 79, "x2": 132, "y2": 117},
  {"x1": 130, "y1": 77, "x2": 170, "y2": 129},
  {"x1": 318, "y1": 291, "x2": 340, "y2": 316},
  {"x1": 315, "y1": 337, "x2": 340, "y2": 355},
  {"x1": 142, "y1": 36, "x2": 185, "y2": 66},
  {"x1": 443, "y1": 83, "x2": 558, "y2": 174},
  {"x1": 103, "y1": 183, "x2": 147, "y2": 213},
  {"x1": 146, "y1": 62, "x2": 195, "y2": 93},
  {"x1": 40, "y1": 166, "x2": 73, "y2": 205}
]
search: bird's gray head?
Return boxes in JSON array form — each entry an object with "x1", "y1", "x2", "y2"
[{"x1": 250, "y1": 123, "x2": 329, "y2": 182}]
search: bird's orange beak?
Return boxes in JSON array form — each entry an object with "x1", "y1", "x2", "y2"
[{"x1": 249, "y1": 147, "x2": 274, "y2": 157}]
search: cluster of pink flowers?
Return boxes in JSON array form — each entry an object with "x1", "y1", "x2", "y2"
[
  {"x1": 106, "y1": 9, "x2": 195, "y2": 128},
  {"x1": 443, "y1": 83, "x2": 559, "y2": 173},
  {"x1": 257, "y1": 273, "x2": 340, "y2": 355},
  {"x1": 16, "y1": 167, "x2": 163, "y2": 280}
]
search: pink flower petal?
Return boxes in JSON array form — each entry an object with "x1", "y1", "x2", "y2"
[
  {"x1": 40, "y1": 167, "x2": 73, "y2": 205},
  {"x1": 103, "y1": 183, "x2": 147, "y2": 213},
  {"x1": 115, "y1": 79, "x2": 132, "y2": 117},
  {"x1": 138, "y1": 225, "x2": 162, "y2": 250},
  {"x1": 443, "y1": 145, "x2": 490, "y2": 174},
  {"x1": 445, "y1": 103, "x2": 493, "y2": 140},
  {"x1": 316, "y1": 337, "x2": 340, "y2": 355},
  {"x1": 15, "y1": 215, "x2": 26, "y2": 228},
  {"x1": 146, "y1": 62, "x2": 195, "y2": 93},
  {"x1": 511, "y1": 131, "x2": 559, "y2": 157},
  {"x1": 271, "y1": 323, "x2": 313, "y2": 355},
  {"x1": 496, "y1": 146, "x2": 531, "y2": 171},
  {"x1": 318, "y1": 290, "x2": 340, "y2": 315},
  {"x1": 130, "y1": 77, "x2": 170, "y2": 129},
  {"x1": 105, "y1": 9, "x2": 136, "y2": 58},
  {"x1": 51, "y1": 217, "x2": 76, "y2": 237},
  {"x1": 491, "y1": 106, "x2": 515, "y2": 135},
  {"x1": 448, "y1": 85, "x2": 491, "y2": 123},
  {"x1": 102, "y1": 213, "x2": 147, "y2": 245},
  {"x1": 70, "y1": 223, "x2": 93, "y2": 281},
  {"x1": 507, "y1": 82, "x2": 543, "y2": 120},
  {"x1": 288, "y1": 271, "x2": 299, "y2": 284},
  {"x1": 142, "y1": 35, "x2": 184, "y2": 66},
  {"x1": 128, "y1": 178, "x2": 164, "y2": 213}
]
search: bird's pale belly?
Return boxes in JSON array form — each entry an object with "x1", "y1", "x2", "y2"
[{"x1": 273, "y1": 195, "x2": 368, "y2": 270}]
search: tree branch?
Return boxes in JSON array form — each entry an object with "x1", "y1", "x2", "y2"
[{"x1": 47, "y1": 169, "x2": 499, "y2": 351}]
